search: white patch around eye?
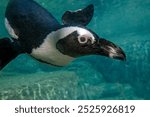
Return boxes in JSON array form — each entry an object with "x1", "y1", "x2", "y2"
[
  {"x1": 5, "y1": 18, "x2": 19, "y2": 39},
  {"x1": 76, "y1": 28, "x2": 95, "y2": 44},
  {"x1": 78, "y1": 36, "x2": 88, "y2": 44}
]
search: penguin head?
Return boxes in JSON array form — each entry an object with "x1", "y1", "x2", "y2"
[{"x1": 55, "y1": 26, "x2": 126, "y2": 61}]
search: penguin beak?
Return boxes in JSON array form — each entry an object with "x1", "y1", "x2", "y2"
[{"x1": 93, "y1": 38, "x2": 126, "y2": 61}]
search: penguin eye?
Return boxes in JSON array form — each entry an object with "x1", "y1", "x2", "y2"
[{"x1": 78, "y1": 36, "x2": 88, "y2": 44}]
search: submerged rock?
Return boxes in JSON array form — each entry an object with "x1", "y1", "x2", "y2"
[
  {"x1": 0, "y1": 71, "x2": 79, "y2": 100},
  {"x1": 0, "y1": 68, "x2": 139, "y2": 100}
]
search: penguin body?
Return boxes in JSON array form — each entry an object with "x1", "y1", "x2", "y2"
[
  {"x1": 0, "y1": 0, "x2": 126, "y2": 70},
  {"x1": 5, "y1": 0, "x2": 61, "y2": 53}
]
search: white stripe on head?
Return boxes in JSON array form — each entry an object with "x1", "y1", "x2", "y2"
[
  {"x1": 5, "y1": 18, "x2": 19, "y2": 39},
  {"x1": 52, "y1": 26, "x2": 95, "y2": 40},
  {"x1": 49, "y1": 26, "x2": 96, "y2": 44}
]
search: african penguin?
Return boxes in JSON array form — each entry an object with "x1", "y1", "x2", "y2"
[{"x1": 0, "y1": 0, "x2": 126, "y2": 70}]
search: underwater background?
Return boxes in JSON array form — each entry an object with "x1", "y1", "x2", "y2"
[{"x1": 0, "y1": 0, "x2": 150, "y2": 100}]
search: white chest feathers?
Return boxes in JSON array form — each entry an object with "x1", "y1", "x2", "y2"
[{"x1": 30, "y1": 28, "x2": 77, "y2": 66}]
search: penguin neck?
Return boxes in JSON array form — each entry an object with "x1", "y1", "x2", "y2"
[{"x1": 30, "y1": 27, "x2": 76, "y2": 66}]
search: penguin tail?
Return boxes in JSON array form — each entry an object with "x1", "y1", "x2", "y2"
[{"x1": 0, "y1": 38, "x2": 22, "y2": 70}]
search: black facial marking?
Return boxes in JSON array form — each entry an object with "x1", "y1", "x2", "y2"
[
  {"x1": 56, "y1": 31, "x2": 79, "y2": 56},
  {"x1": 56, "y1": 31, "x2": 96, "y2": 57},
  {"x1": 56, "y1": 30, "x2": 126, "y2": 61}
]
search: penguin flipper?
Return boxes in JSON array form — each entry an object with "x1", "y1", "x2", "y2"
[
  {"x1": 0, "y1": 38, "x2": 22, "y2": 70},
  {"x1": 62, "y1": 4, "x2": 94, "y2": 26}
]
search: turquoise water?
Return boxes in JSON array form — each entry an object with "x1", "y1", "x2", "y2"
[{"x1": 0, "y1": 0, "x2": 150, "y2": 99}]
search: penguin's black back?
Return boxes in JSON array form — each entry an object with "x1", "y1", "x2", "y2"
[{"x1": 5, "y1": 0, "x2": 61, "y2": 53}]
